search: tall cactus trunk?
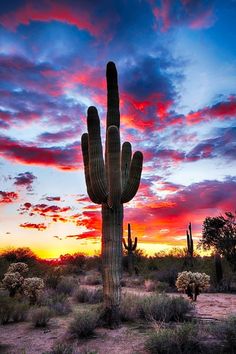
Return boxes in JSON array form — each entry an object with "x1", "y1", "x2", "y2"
[{"x1": 102, "y1": 203, "x2": 123, "y2": 326}]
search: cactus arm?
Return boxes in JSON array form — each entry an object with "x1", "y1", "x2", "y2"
[
  {"x1": 121, "y1": 142, "x2": 132, "y2": 190},
  {"x1": 132, "y1": 237, "x2": 138, "y2": 251},
  {"x1": 106, "y1": 62, "x2": 120, "y2": 129},
  {"x1": 81, "y1": 133, "x2": 101, "y2": 204},
  {"x1": 121, "y1": 151, "x2": 143, "y2": 203},
  {"x1": 107, "y1": 125, "x2": 121, "y2": 208},
  {"x1": 186, "y1": 230, "x2": 190, "y2": 252},
  {"x1": 87, "y1": 106, "x2": 107, "y2": 202},
  {"x1": 122, "y1": 238, "x2": 128, "y2": 249}
]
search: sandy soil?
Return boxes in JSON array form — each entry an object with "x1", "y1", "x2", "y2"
[{"x1": 1, "y1": 292, "x2": 236, "y2": 354}]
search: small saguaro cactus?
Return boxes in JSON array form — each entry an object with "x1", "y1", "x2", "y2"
[
  {"x1": 81, "y1": 62, "x2": 143, "y2": 327},
  {"x1": 123, "y1": 223, "x2": 137, "y2": 275},
  {"x1": 186, "y1": 222, "x2": 194, "y2": 258}
]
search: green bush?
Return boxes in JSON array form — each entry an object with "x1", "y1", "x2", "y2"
[
  {"x1": 75, "y1": 287, "x2": 103, "y2": 304},
  {"x1": 31, "y1": 306, "x2": 53, "y2": 327},
  {"x1": 0, "y1": 296, "x2": 29, "y2": 324},
  {"x1": 69, "y1": 309, "x2": 99, "y2": 338},
  {"x1": 145, "y1": 322, "x2": 202, "y2": 354},
  {"x1": 140, "y1": 295, "x2": 192, "y2": 322}
]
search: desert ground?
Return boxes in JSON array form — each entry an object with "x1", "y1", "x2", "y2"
[{"x1": 1, "y1": 287, "x2": 236, "y2": 354}]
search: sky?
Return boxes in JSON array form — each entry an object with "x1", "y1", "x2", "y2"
[{"x1": 0, "y1": 0, "x2": 235, "y2": 258}]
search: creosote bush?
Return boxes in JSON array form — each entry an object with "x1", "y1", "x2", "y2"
[
  {"x1": 43, "y1": 342, "x2": 75, "y2": 354},
  {"x1": 69, "y1": 309, "x2": 99, "y2": 338},
  {"x1": 75, "y1": 287, "x2": 103, "y2": 304},
  {"x1": 120, "y1": 293, "x2": 143, "y2": 321},
  {"x1": 31, "y1": 306, "x2": 53, "y2": 327},
  {"x1": 145, "y1": 322, "x2": 202, "y2": 354}
]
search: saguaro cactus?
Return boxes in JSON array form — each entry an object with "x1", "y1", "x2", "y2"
[
  {"x1": 123, "y1": 223, "x2": 137, "y2": 275},
  {"x1": 186, "y1": 222, "x2": 194, "y2": 258},
  {"x1": 81, "y1": 62, "x2": 143, "y2": 327}
]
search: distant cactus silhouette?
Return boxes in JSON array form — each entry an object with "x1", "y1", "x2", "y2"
[
  {"x1": 123, "y1": 223, "x2": 137, "y2": 275},
  {"x1": 81, "y1": 62, "x2": 143, "y2": 327},
  {"x1": 186, "y1": 222, "x2": 194, "y2": 258}
]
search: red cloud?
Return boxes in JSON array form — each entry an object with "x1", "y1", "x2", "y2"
[
  {"x1": 19, "y1": 202, "x2": 71, "y2": 223},
  {"x1": 66, "y1": 230, "x2": 100, "y2": 240},
  {"x1": 20, "y1": 222, "x2": 47, "y2": 231},
  {"x1": 0, "y1": 191, "x2": 18, "y2": 204},
  {"x1": 0, "y1": 1, "x2": 110, "y2": 38},
  {"x1": 187, "y1": 97, "x2": 236, "y2": 124},
  {"x1": 0, "y1": 135, "x2": 82, "y2": 170}
]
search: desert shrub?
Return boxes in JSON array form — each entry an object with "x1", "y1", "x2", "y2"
[
  {"x1": 140, "y1": 294, "x2": 192, "y2": 322},
  {"x1": 0, "y1": 296, "x2": 29, "y2": 324},
  {"x1": 84, "y1": 273, "x2": 102, "y2": 285},
  {"x1": 120, "y1": 293, "x2": 142, "y2": 321},
  {"x1": 69, "y1": 309, "x2": 99, "y2": 338},
  {"x1": 43, "y1": 342, "x2": 75, "y2": 354},
  {"x1": 31, "y1": 306, "x2": 53, "y2": 327},
  {"x1": 7, "y1": 262, "x2": 29, "y2": 275},
  {"x1": 155, "y1": 268, "x2": 179, "y2": 287},
  {"x1": 56, "y1": 276, "x2": 77, "y2": 295},
  {"x1": 144, "y1": 279, "x2": 157, "y2": 292},
  {"x1": 75, "y1": 287, "x2": 103, "y2": 304},
  {"x1": 38, "y1": 289, "x2": 72, "y2": 315},
  {"x1": 210, "y1": 315, "x2": 236, "y2": 352},
  {"x1": 2, "y1": 271, "x2": 24, "y2": 297},
  {"x1": 23, "y1": 277, "x2": 44, "y2": 304},
  {"x1": 145, "y1": 322, "x2": 202, "y2": 354}
]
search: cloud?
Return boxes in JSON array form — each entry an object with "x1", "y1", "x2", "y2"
[
  {"x1": 186, "y1": 97, "x2": 236, "y2": 124},
  {"x1": 149, "y1": 0, "x2": 216, "y2": 32},
  {"x1": 20, "y1": 222, "x2": 47, "y2": 231},
  {"x1": 14, "y1": 172, "x2": 37, "y2": 191},
  {"x1": 19, "y1": 202, "x2": 71, "y2": 222},
  {"x1": 0, "y1": 191, "x2": 18, "y2": 203},
  {"x1": 44, "y1": 196, "x2": 61, "y2": 202},
  {"x1": 0, "y1": 134, "x2": 82, "y2": 170},
  {"x1": 0, "y1": 0, "x2": 114, "y2": 38},
  {"x1": 66, "y1": 230, "x2": 100, "y2": 240}
]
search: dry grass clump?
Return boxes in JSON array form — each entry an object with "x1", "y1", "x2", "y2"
[
  {"x1": 120, "y1": 293, "x2": 192, "y2": 323},
  {"x1": 83, "y1": 273, "x2": 102, "y2": 285},
  {"x1": 209, "y1": 315, "x2": 236, "y2": 352},
  {"x1": 144, "y1": 279, "x2": 157, "y2": 292},
  {"x1": 0, "y1": 295, "x2": 29, "y2": 324},
  {"x1": 43, "y1": 342, "x2": 75, "y2": 354},
  {"x1": 56, "y1": 276, "x2": 77, "y2": 296},
  {"x1": 69, "y1": 309, "x2": 99, "y2": 338},
  {"x1": 31, "y1": 306, "x2": 53, "y2": 327},
  {"x1": 145, "y1": 322, "x2": 202, "y2": 354},
  {"x1": 140, "y1": 294, "x2": 192, "y2": 322},
  {"x1": 120, "y1": 293, "x2": 143, "y2": 321},
  {"x1": 74, "y1": 287, "x2": 103, "y2": 304},
  {"x1": 39, "y1": 290, "x2": 72, "y2": 316}
]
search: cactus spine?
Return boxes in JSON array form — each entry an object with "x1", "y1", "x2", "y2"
[
  {"x1": 81, "y1": 62, "x2": 143, "y2": 327},
  {"x1": 123, "y1": 223, "x2": 137, "y2": 275}
]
